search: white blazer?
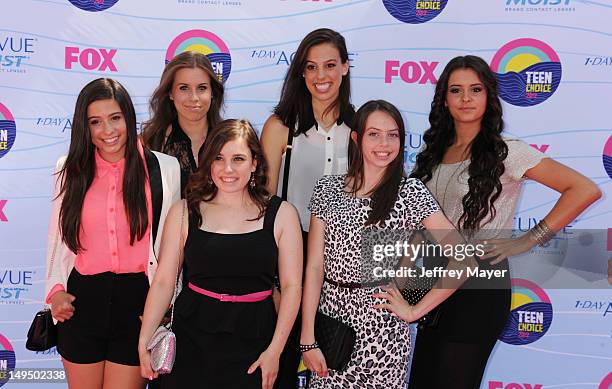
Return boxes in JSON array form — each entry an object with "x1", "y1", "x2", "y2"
[{"x1": 44, "y1": 150, "x2": 181, "y2": 308}]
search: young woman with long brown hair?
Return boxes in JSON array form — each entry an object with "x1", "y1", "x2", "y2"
[
  {"x1": 139, "y1": 119, "x2": 303, "y2": 389},
  {"x1": 409, "y1": 55, "x2": 601, "y2": 388},
  {"x1": 142, "y1": 51, "x2": 224, "y2": 195},
  {"x1": 302, "y1": 100, "x2": 469, "y2": 388},
  {"x1": 45, "y1": 78, "x2": 180, "y2": 389},
  {"x1": 260, "y1": 28, "x2": 355, "y2": 387}
]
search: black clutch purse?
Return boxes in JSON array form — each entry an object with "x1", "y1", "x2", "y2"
[
  {"x1": 400, "y1": 235, "x2": 448, "y2": 329},
  {"x1": 400, "y1": 285, "x2": 444, "y2": 330},
  {"x1": 314, "y1": 311, "x2": 355, "y2": 371},
  {"x1": 26, "y1": 308, "x2": 57, "y2": 351},
  {"x1": 28, "y1": 226, "x2": 59, "y2": 352}
]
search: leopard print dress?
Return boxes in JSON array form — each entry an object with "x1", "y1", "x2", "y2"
[{"x1": 308, "y1": 175, "x2": 440, "y2": 389}]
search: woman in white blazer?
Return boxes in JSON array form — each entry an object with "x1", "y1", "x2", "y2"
[{"x1": 43, "y1": 78, "x2": 180, "y2": 389}]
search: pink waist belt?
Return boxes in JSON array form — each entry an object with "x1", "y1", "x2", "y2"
[{"x1": 188, "y1": 282, "x2": 272, "y2": 303}]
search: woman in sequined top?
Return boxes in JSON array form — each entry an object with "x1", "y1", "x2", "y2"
[{"x1": 142, "y1": 51, "x2": 225, "y2": 195}]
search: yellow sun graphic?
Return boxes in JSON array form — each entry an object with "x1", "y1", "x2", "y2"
[{"x1": 504, "y1": 53, "x2": 542, "y2": 73}]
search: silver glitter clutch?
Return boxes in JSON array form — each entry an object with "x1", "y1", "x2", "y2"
[
  {"x1": 146, "y1": 324, "x2": 176, "y2": 374},
  {"x1": 145, "y1": 200, "x2": 185, "y2": 374}
]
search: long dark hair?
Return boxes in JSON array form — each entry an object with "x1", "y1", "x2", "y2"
[
  {"x1": 347, "y1": 100, "x2": 406, "y2": 226},
  {"x1": 58, "y1": 78, "x2": 148, "y2": 254},
  {"x1": 273, "y1": 28, "x2": 354, "y2": 136},
  {"x1": 410, "y1": 55, "x2": 508, "y2": 231},
  {"x1": 185, "y1": 119, "x2": 270, "y2": 227},
  {"x1": 142, "y1": 51, "x2": 225, "y2": 150}
]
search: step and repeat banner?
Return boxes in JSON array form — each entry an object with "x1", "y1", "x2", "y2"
[{"x1": 1, "y1": 0, "x2": 611, "y2": 388}]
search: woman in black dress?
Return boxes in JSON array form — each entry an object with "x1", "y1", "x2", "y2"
[{"x1": 139, "y1": 119, "x2": 303, "y2": 389}]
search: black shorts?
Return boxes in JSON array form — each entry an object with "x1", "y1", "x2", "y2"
[{"x1": 57, "y1": 268, "x2": 149, "y2": 366}]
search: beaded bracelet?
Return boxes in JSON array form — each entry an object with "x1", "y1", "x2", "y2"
[
  {"x1": 528, "y1": 220, "x2": 555, "y2": 246},
  {"x1": 299, "y1": 341, "x2": 319, "y2": 353}
]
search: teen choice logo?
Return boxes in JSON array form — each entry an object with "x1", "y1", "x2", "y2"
[
  {"x1": 491, "y1": 38, "x2": 561, "y2": 107},
  {"x1": 600, "y1": 372, "x2": 612, "y2": 389},
  {"x1": 603, "y1": 135, "x2": 612, "y2": 180},
  {"x1": 382, "y1": 0, "x2": 448, "y2": 24},
  {"x1": 0, "y1": 103, "x2": 16, "y2": 159},
  {"x1": 165, "y1": 30, "x2": 232, "y2": 83},
  {"x1": 499, "y1": 278, "x2": 553, "y2": 345},
  {"x1": 297, "y1": 359, "x2": 308, "y2": 388},
  {"x1": 0, "y1": 334, "x2": 16, "y2": 387},
  {"x1": 68, "y1": 0, "x2": 119, "y2": 12}
]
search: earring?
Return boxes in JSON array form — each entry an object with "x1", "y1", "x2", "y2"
[
  {"x1": 249, "y1": 173, "x2": 256, "y2": 188},
  {"x1": 207, "y1": 177, "x2": 214, "y2": 186}
]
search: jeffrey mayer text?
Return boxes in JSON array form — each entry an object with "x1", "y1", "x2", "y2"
[{"x1": 373, "y1": 266, "x2": 507, "y2": 280}]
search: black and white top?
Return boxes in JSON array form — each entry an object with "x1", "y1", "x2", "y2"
[
  {"x1": 307, "y1": 175, "x2": 440, "y2": 389},
  {"x1": 310, "y1": 175, "x2": 440, "y2": 283}
]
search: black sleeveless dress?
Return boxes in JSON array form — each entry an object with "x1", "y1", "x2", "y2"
[{"x1": 161, "y1": 197, "x2": 282, "y2": 389}]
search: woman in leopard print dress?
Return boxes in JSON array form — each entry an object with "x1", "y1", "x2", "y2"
[{"x1": 301, "y1": 100, "x2": 466, "y2": 388}]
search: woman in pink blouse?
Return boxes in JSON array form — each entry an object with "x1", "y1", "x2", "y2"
[{"x1": 44, "y1": 78, "x2": 180, "y2": 389}]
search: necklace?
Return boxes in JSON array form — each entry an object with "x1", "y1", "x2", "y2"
[{"x1": 434, "y1": 160, "x2": 467, "y2": 210}]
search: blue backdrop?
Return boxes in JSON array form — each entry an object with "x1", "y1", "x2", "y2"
[{"x1": 0, "y1": 1, "x2": 610, "y2": 388}]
